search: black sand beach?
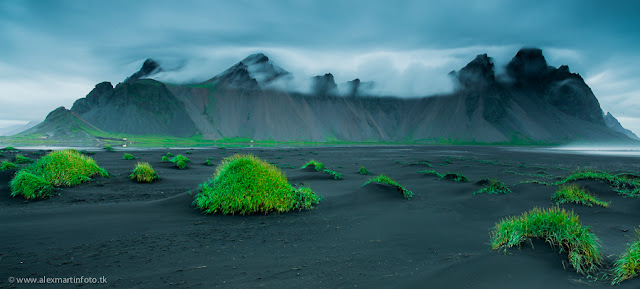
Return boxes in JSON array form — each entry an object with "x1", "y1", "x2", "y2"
[{"x1": 1, "y1": 145, "x2": 640, "y2": 288}]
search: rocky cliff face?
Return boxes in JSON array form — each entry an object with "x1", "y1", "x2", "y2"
[
  {"x1": 70, "y1": 79, "x2": 197, "y2": 137},
  {"x1": 23, "y1": 48, "x2": 638, "y2": 144},
  {"x1": 125, "y1": 59, "x2": 162, "y2": 83},
  {"x1": 604, "y1": 112, "x2": 639, "y2": 140}
]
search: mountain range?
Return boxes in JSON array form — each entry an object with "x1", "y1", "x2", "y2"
[{"x1": 12, "y1": 48, "x2": 639, "y2": 144}]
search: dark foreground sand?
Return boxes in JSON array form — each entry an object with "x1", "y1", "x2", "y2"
[{"x1": 1, "y1": 145, "x2": 640, "y2": 289}]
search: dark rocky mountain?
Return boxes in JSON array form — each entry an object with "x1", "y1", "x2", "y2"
[
  {"x1": 125, "y1": 59, "x2": 162, "y2": 83},
  {"x1": 604, "y1": 112, "x2": 639, "y2": 140},
  {"x1": 17, "y1": 48, "x2": 639, "y2": 144},
  {"x1": 70, "y1": 79, "x2": 197, "y2": 137}
]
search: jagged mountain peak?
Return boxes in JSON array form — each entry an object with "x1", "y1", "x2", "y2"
[
  {"x1": 311, "y1": 73, "x2": 338, "y2": 97},
  {"x1": 453, "y1": 53, "x2": 496, "y2": 89},
  {"x1": 208, "y1": 53, "x2": 290, "y2": 88},
  {"x1": 125, "y1": 58, "x2": 162, "y2": 83}
]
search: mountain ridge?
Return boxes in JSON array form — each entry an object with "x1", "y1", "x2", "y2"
[{"x1": 11, "y1": 48, "x2": 639, "y2": 145}]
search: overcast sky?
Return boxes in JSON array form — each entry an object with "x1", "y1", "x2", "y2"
[{"x1": 1, "y1": 0, "x2": 639, "y2": 134}]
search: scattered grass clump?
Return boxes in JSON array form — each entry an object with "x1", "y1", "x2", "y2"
[
  {"x1": 0, "y1": 152, "x2": 3, "y2": 157},
  {"x1": 9, "y1": 150, "x2": 108, "y2": 199},
  {"x1": 552, "y1": 184, "x2": 609, "y2": 208},
  {"x1": 185, "y1": 151, "x2": 192, "y2": 154},
  {"x1": 301, "y1": 160, "x2": 342, "y2": 180},
  {"x1": 165, "y1": 152, "x2": 174, "y2": 157},
  {"x1": 122, "y1": 153, "x2": 136, "y2": 160},
  {"x1": 161, "y1": 155, "x2": 169, "y2": 162},
  {"x1": 104, "y1": 146, "x2": 114, "y2": 152},
  {"x1": 419, "y1": 170, "x2": 469, "y2": 182},
  {"x1": 612, "y1": 229, "x2": 640, "y2": 284},
  {"x1": 205, "y1": 159, "x2": 213, "y2": 166},
  {"x1": 1, "y1": 161, "x2": 18, "y2": 171},
  {"x1": 490, "y1": 207, "x2": 602, "y2": 275},
  {"x1": 9, "y1": 172, "x2": 55, "y2": 199},
  {"x1": 3, "y1": 146, "x2": 16, "y2": 151},
  {"x1": 553, "y1": 169, "x2": 640, "y2": 197},
  {"x1": 475, "y1": 179, "x2": 511, "y2": 195},
  {"x1": 358, "y1": 166, "x2": 370, "y2": 175},
  {"x1": 418, "y1": 170, "x2": 443, "y2": 178},
  {"x1": 323, "y1": 169, "x2": 343, "y2": 180},
  {"x1": 441, "y1": 172, "x2": 469, "y2": 182},
  {"x1": 301, "y1": 160, "x2": 325, "y2": 171},
  {"x1": 130, "y1": 162, "x2": 159, "y2": 183},
  {"x1": 193, "y1": 154, "x2": 322, "y2": 215},
  {"x1": 170, "y1": 155, "x2": 191, "y2": 169},
  {"x1": 14, "y1": 154, "x2": 33, "y2": 164},
  {"x1": 363, "y1": 174, "x2": 413, "y2": 200}
]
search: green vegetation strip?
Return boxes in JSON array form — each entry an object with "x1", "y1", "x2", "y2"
[
  {"x1": 14, "y1": 154, "x2": 33, "y2": 164},
  {"x1": 9, "y1": 149, "x2": 108, "y2": 199},
  {"x1": 122, "y1": 153, "x2": 135, "y2": 160},
  {"x1": 552, "y1": 184, "x2": 609, "y2": 208},
  {"x1": 363, "y1": 174, "x2": 413, "y2": 200},
  {"x1": 490, "y1": 207, "x2": 602, "y2": 275},
  {"x1": 552, "y1": 170, "x2": 640, "y2": 197},
  {"x1": 193, "y1": 154, "x2": 322, "y2": 215}
]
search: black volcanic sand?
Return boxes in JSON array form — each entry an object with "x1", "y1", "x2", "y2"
[{"x1": 1, "y1": 146, "x2": 640, "y2": 288}]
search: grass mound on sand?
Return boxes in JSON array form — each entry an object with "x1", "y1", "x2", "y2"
[
  {"x1": 301, "y1": 160, "x2": 325, "y2": 171},
  {"x1": 553, "y1": 170, "x2": 640, "y2": 197},
  {"x1": 490, "y1": 207, "x2": 602, "y2": 275},
  {"x1": 418, "y1": 170, "x2": 442, "y2": 178},
  {"x1": 475, "y1": 179, "x2": 511, "y2": 195},
  {"x1": 14, "y1": 154, "x2": 33, "y2": 164},
  {"x1": 9, "y1": 149, "x2": 108, "y2": 199},
  {"x1": 612, "y1": 229, "x2": 640, "y2": 284},
  {"x1": 358, "y1": 166, "x2": 370, "y2": 175},
  {"x1": 1, "y1": 161, "x2": 18, "y2": 171},
  {"x1": 552, "y1": 184, "x2": 609, "y2": 208},
  {"x1": 170, "y1": 155, "x2": 190, "y2": 169},
  {"x1": 418, "y1": 170, "x2": 469, "y2": 182},
  {"x1": 194, "y1": 154, "x2": 322, "y2": 215},
  {"x1": 363, "y1": 174, "x2": 413, "y2": 200},
  {"x1": 130, "y1": 162, "x2": 158, "y2": 183},
  {"x1": 122, "y1": 153, "x2": 135, "y2": 160},
  {"x1": 104, "y1": 146, "x2": 114, "y2": 152},
  {"x1": 301, "y1": 160, "x2": 343, "y2": 180},
  {"x1": 441, "y1": 172, "x2": 469, "y2": 182}
]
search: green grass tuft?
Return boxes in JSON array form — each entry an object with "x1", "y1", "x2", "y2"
[
  {"x1": 490, "y1": 207, "x2": 602, "y2": 275},
  {"x1": 301, "y1": 160, "x2": 325, "y2": 171},
  {"x1": 205, "y1": 159, "x2": 213, "y2": 166},
  {"x1": 612, "y1": 229, "x2": 640, "y2": 284},
  {"x1": 3, "y1": 146, "x2": 16, "y2": 151},
  {"x1": 104, "y1": 146, "x2": 114, "y2": 152},
  {"x1": 193, "y1": 154, "x2": 322, "y2": 215},
  {"x1": 475, "y1": 179, "x2": 511, "y2": 195},
  {"x1": 418, "y1": 170, "x2": 443, "y2": 178},
  {"x1": 552, "y1": 184, "x2": 609, "y2": 208},
  {"x1": 1, "y1": 161, "x2": 18, "y2": 171},
  {"x1": 161, "y1": 155, "x2": 168, "y2": 162},
  {"x1": 553, "y1": 169, "x2": 640, "y2": 197},
  {"x1": 358, "y1": 166, "x2": 370, "y2": 175},
  {"x1": 9, "y1": 172, "x2": 55, "y2": 199},
  {"x1": 441, "y1": 172, "x2": 469, "y2": 182},
  {"x1": 301, "y1": 160, "x2": 342, "y2": 180},
  {"x1": 363, "y1": 174, "x2": 413, "y2": 200},
  {"x1": 122, "y1": 153, "x2": 135, "y2": 160},
  {"x1": 170, "y1": 155, "x2": 190, "y2": 169},
  {"x1": 14, "y1": 154, "x2": 33, "y2": 164},
  {"x1": 130, "y1": 162, "x2": 159, "y2": 183},
  {"x1": 165, "y1": 152, "x2": 174, "y2": 157},
  {"x1": 323, "y1": 169, "x2": 343, "y2": 180},
  {"x1": 9, "y1": 150, "x2": 108, "y2": 199}
]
